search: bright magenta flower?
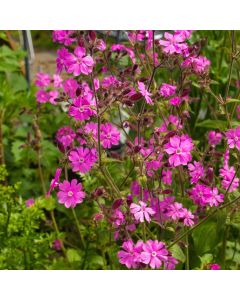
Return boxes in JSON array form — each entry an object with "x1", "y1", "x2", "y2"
[
  {"x1": 138, "y1": 81, "x2": 153, "y2": 105},
  {"x1": 118, "y1": 240, "x2": 143, "y2": 269},
  {"x1": 140, "y1": 240, "x2": 169, "y2": 269},
  {"x1": 159, "y1": 83, "x2": 177, "y2": 97},
  {"x1": 47, "y1": 168, "x2": 62, "y2": 196},
  {"x1": 69, "y1": 97, "x2": 96, "y2": 121},
  {"x1": 67, "y1": 47, "x2": 94, "y2": 76},
  {"x1": 69, "y1": 147, "x2": 98, "y2": 174},
  {"x1": 159, "y1": 32, "x2": 188, "y2": 55},
  {"x1": 164, "y1": 134, "x2": 193, "y2": 167},
  {"x1": 210, "y1": 263, "x2": 221, "y2": 270},
  {"x1": 208, "y1": 131, "x2": 222, "y2": 146},
  {"x1": 57, "y1": 179, "x2": 85, "y2": 208},
  {"x1": 100, "y1": 123, "x2": 121, "y2": 149},
  {"x1": 188, "y1": 161, "x2": 204, "y2": 184},
  {"x1": 35, "y1": 72, "x2": 51, "y2": 87},
  {"x1": 52, "y1": 30, "x2": 76, "y2": 46},
  {"x1": 25, "y1": 198, "x2": 35, "y2": 207},
  {"x1": 56, "y1": 126, "x2": 76, "y2": 150},
  {"x1": 169, "y1": 96, "x2": 182, "y2": 106},
  {"x1": 36, "y1": 90, "x2": 49, "y2": 103},
  {"x1": 130, "y1": 201, "x2": 155, "y2": 223},
  {"x1": 226, "y1": 126, "x2": 240, "y2": 150}
]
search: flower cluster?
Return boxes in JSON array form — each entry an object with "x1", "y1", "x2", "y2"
[{"x1": 118, "y1": 239, "x2": 178, "y2": 269}]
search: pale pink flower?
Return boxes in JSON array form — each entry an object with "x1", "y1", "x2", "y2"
[
  {"x1": 130, "y1": 201, "x2": 155, "y2": 223},
  {"x1": 188, "y1": 161, "x2": 204, "y2": 184},
  {"x1": 138, "y1": 81, "x2": 153, "y2": 105}
]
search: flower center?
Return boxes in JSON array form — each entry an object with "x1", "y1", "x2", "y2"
[
  {"x1": 176, "y1": 148, "x2": 181, "y2": 154},
  {"x1": 152, "y1": 251, "x2": 157, "y2": 257},
  {"x1": 234, "y1": 137, "x2": 238, "y2": 142},
  {"x1": 68, "y1": 191, "x2": 73, "y2": 197},
  {"x1": 79, "y1": 107, "x2": 84, "y2": 112},
  {"x1": 79, "y1": 158, "x2": 84, "y2": 163},
  {"x1": 107, "y1": 133, "x2": 111, "y2": 139}
]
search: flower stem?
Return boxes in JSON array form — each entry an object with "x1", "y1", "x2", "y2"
[{"x1": 72, "y1": 208, "x2": 86, "y2": 249}]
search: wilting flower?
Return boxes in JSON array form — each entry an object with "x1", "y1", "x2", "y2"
[{"x1": 57, "y1": 179, "x2": 85, "y2": 208}]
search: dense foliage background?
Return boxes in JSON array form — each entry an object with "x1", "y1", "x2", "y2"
[{"x1": 1, "y1": 30, "x2": 240, "y2": 270}]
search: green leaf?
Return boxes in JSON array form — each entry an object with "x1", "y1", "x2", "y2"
[
  {"x1": 192, "y1": 221, "x2": 218, "y2": 255},
  {"x1": 196, "y1": 119, "x2": 227, "y2": 130},
  {"x1": 171, "y1": 244, "x2": 186, "y2": 263},
  {"x1": 199, "y1": 253, "x2": 213, "y2": 265},
  {"x1": 66, "y1": 249, "x2": 82, "y2": 263},
  {"x1": 87, "y1": 254, "x2": 105, "y2": 268}
]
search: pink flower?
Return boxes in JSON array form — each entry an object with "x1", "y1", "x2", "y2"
[
  {"x1": 226, "y1": 126, "x2": 240, "y2": 150},
  {"x1": 208, "y1": 131, "x2": 222, "y2": 146},
  {"x1": 68, "y1": 147, "x2": 98, "y2": 174},
  {"x1": 52, "y1": 239, "x2": 62, "y2": 251},
  {"x1": 220, "y1": 165, "x2": 239, "y2": 192},
  {"x1": 140, "y1": 240, "x2": 169, "y2": 269},
  {"x1": 53, "y1": 74, "x2": 63, "y2": 88},
  {"x1": 164, "y1": 135, "x2": 193, "y2": 167},
  {"x1": 169, "y1": 96, "x2": 182, "y2": 106},
  {"x1": 25, "y1": 198, "x2": 35, "y2": 207},
  {"x1": 102, "y1": 75, "x2": 120, "y2": 89},
  {"x1": 35, "y1": 72, "x2": 51, "y2": 87},
  {"x1": 189, "y1": 184, "x2": 224, "y2": 207},
  {"x1": 69, "y1": 97, "x2": 96, "y2": 121},
  {"x1": 56, "y1": 48, "x2": 72, "y2": 73},
  {"x1": 100, "y1": 123, "x2": 121, "y2": 149},
  {"x1": 159, "y1": 83, "x2": 177, "y2": 97},
  {"x1": 130, "y1": 201, "x2": 155, "y2": 223},
  {"x1": 188, "y1": 161, "x2": 204, "y2": 184},
  {"x1": 63, "y1": 78, "x2": 79, "y2": 98},
  {"x1": 36, "y1": 90, "x2": 49, "y2": 103},
  {"x1": 67, "y1": 47, "x2": 94, "y2": 76},
  {"x1": 56, "y1": 126, "x2": 76, "y2": 150},
  {"x1": 162, "y1": 169, "x2": 172, "y2": 185},
  {"x1": 57, "y1": 179, "x2": 85, "y2": 208},
  {"x1": 52, "y1": 30, "x2": 76, "y2": 46},
  {"x1": 210, "y1": 263, "x2": 221, "y2": 270},
  {"x1": 111, "y1": 209, "x2": 125, "y2": 227},
  {"x1": 111, "y1": 44, "x2": 136, "y2": 64},
  {"x1": 182, "y1": 209, "x2": 195, "y2": 227},
  {"x1": 138, "y1": 81, "x2": 153, "y2": 105},
  {"x1": 48, "y1": 90, "x2": 59, "y2": 105},
  {"x1": 118, "y1": 240, "x2": 143, "y2": 269},
  {"x1": 165, "y1": 202, "x2": 185, "y2": 221},
  {"x1": 47, "y1": 168, "x2": 62, "y2": 196},
  {"x1": 159, "y1": 32, "x2": 188, "y2": 55},
  {"x1": 182, "y1": 55, "x2": 210, "y2": 73}
]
